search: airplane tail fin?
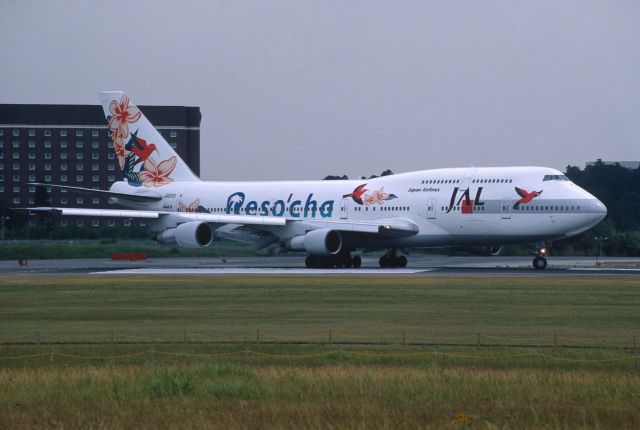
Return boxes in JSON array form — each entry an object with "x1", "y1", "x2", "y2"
[{"x1": 98, "y1": 91, "x2": 200, "y2": 187}]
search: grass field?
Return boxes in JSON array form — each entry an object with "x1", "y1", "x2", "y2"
[{"x1": 1, "y1": 275, "x2": 640, "y2": 428}]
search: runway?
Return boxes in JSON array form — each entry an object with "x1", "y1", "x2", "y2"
[{"x1": 1, "y1": 255, "x2": 640, "y2": 276}]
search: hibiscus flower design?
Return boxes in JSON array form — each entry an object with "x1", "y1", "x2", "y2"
[
  {"x1": 363, "y1": 187, "x2": 398, "y2": 205},
  {"x1": 139, "y1": 156, "x2": 177, "y2": 187},
  {"x1": 108, "y1": 95, "x2": 141, "y2": 139},
  {"x1": 111, "y1": 131, "x2": 128, "y2": 171},
  {"x1": 178, "y1": 194, "x2": 201, "y2": 212}
]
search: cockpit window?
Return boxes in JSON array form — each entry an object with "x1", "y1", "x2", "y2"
[{"x1": 543, "y1": 174, "x2": 570, "y2": 181}]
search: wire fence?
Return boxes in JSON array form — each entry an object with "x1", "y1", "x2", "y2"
[{"x1": 0, "y1": 330, "x2": 638, "y2": 351}]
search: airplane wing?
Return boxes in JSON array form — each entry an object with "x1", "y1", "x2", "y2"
[
  {"x1": 25, "y1": 207, "x2": 287, "y2": 226},
  {"x1": 29, "y1": 183, "x2": 162, "y2": 203},
  {"x1": 322, "y1": 218, "x2": 419, "y2": 238}
]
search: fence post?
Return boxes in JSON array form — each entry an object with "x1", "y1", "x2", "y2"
[
  {"x1": 476, "y1": 331, "x2": 480, "y2": 348},
  {"x1": 329, "y1": 330, "x2": 332, "y2": 345},
  {"x1": 256, "y1": 329, "x2": 260, "y2": 344},
  {"x1": 37, "y1": 332, "x2": 40, "y2": 348},
  {"x1": 554, "y1": 333, "x2": 557, "y2": 348},
  {"x1": 634, "y1": 335, "x2": 637, "y2": 352},
  {"x1": 184, "y1": 329, "x2": 187, "y2": 344},
  {"x1": 402, "y1": 330, "x2": 406, "y2": 348},
  {"x1": 111, "y1": 330, "x2": 115, "y2": 344}
]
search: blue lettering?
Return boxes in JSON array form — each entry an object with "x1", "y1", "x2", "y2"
[
  {"x1": 272, "y1": 200, "x2": 285, "y2": 216},
  {"x1": 290, "y1": 200, "x2": 302, "y2": 218},
  {"x1": 320, "y1": 200, "x2": 334, "y2": 218},
  {"x1": 226, "y1": 192, "x2": 245, "y2": 214},
  {"x1": 304, "y1": 194, "x2": 318, "y2": 217},
  {"x1": 245, "y1": 200, "x2": 258, "y2": 215},
  {"x1": 260, "y1": 201, "x2": 269, "y2": 215}
]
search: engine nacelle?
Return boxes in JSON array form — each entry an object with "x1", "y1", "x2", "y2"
[
  {"x1": 286, "y1": 229, "x2": 343, "y2": 256},
  {"x1": 463, "y1": 245, "x2": 503, "y2": 256},
  {"x1": 156, "y1": 221, "x2": 214, "y2": 248}
]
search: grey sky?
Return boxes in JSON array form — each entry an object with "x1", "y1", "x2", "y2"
[{"x1": 2, "y1": 0, "x2": 639, "y2": 181}]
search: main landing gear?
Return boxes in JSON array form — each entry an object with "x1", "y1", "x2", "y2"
[
  {"x1": 305, "y1": 252, "x2": 362, "y2": 269},
  {"x1": 379, "y1": 249, "x2": 407, "y2": 268},
  {"x1": 532, "y1": 244, "x2": 548, "y2": 270}
]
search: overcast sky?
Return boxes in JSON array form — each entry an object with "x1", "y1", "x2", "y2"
[{"x1": 2, "y1": 1, "x2": 639, "y2": 181}]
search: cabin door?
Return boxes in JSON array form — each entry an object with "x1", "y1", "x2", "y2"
[
  {"x1": 340, "y1": 198, "x2": 350, "y2": 219},
  {"x1": 427, "y1": 198, "x2": 437, "y2": 219},
  {"x1": 501, "y1": 200, "x2": 512, "y2": 219}
]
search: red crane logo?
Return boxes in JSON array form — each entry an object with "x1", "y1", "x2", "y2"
[{"x1": 513, "y1": 187, "x2": 543, "y2": 209}]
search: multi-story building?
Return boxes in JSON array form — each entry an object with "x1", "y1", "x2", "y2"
[{"x1": 0, "y1": 103, "x2": 200, "y2": 228}]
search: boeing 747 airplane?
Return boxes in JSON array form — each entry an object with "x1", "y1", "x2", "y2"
[{"x1": 28, "y1": 91, "x2": 607, "y2": 269}]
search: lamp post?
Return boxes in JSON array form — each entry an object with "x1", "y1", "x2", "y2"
[
  {"x1": 594, "y1": 235, "x2": 608, "y2": 262},
  {"x1": 1, "y1": 215, "x2": 7, "y2": 241}
]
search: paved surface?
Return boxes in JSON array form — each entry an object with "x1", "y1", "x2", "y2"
[{"x1": 1, "y1": 256, "x2": 640, "y2": 276}]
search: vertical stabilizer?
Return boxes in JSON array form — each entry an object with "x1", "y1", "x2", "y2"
[{"x1": 98, "y1": 91, "x2": 200, "y2": 187}]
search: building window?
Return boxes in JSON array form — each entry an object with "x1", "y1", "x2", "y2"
[
  {"x1": 44, "y1": 153, "x2": 51, "y2": 159},
  {"x1": 44, "y1": 141, "x2": 51, "y2": 148},
  {"x1": 92, "y1": 197, "x2": 100, "y2": 204},
  {"x1": 44, "y1": 175, "x2": 51, "y2": 182},
  {"x1": 13, "y1": 141, "x2": 20, "y2": 148},
  {"x1": 92, "y1": 141, "x2": 99, "y2": 149},
  {"x1": 28, "y1": 197, "x2": 35, "y2": 205},
  {"x1": 61, "y1": 175, "x2": 68, "y2": 182},
  {"x1": 92, "y1": 163, "x2": 99, "y2": 170},
  {"x1": 76, "y1": 130, "x2": 84, "y2": 137},
  {"x1": 60, "y1": 141, "x2": 68, "y2": 148},
  {"x1": 12, "y1": 175, "x2": 19, "y2": 181},
  {"x1": 123, "y1": 219, "x2": 131, "y2": 227},
  {"x1": 61, "y1": 153, "x2": 68, "y2": 159},
  {"x1": 28, "y1": 163, "x2": 35, "y2": 171},
  {"x1": 108, "y1": 153, "x2": 115, "y2": 159},
  {"x1": 170, "y1": 130, "x2": 177, "y2": 138},
  {"x1": 28, "y1": 185, "x2": 35, "y2": 192},
  {"x1": 12, "y1": 129, "x2": 19, "y2": 137},
  {"x1": 28, "y1": 141, "x2": 35, "y2": 148},
  {"x1": 108, "y1": 164, "x2": 114, "y2": 170},
  {"x1": 0, "y1": 151, "x2": 3, "y2": 159},
  {"x1": 76, "y1": 153, "x2": 83, "y2": 160},
  {"x1": 13, "y1": 186, "x2": 20, "y2": 192},
  {"x1": 0, "y1": 186, "x2": 4, "y2": 192},
  {"x1": 76, "y1": 141, "x2": 84, "y2": 148},
  {"x1": 92, "y1": 153, "x2": 99, "y2": 160},
  {"x1": 107, "y1": 141, "x2": 113, "y2": 149},
  {"x1": 28, "y1": 153, "x2": 35, "y2": 159},
  {"x1": 12, "y1": 163, "x2": 19, "y2": 170},
  {"x1": 45, "y1": 163, "x2": 51, "y2": 171},
  {"x1": 61, "y1": 197, "x2": 68, "y2": 204},
  {"x1": 77, "y1": 175, "x2": 83, "y2": 182},
  {"x1": 28, "y1": 175, "x2": 35, "y2": 181},
  {"x1": 44, "y1": 129, "x2": 51, "y2": 137},
  {"x1": 92, "y1": 130, "x2": 99, "y2": 137},
  {"x1": 107, "y1": 175, "x2": 115, "y2": 181},
  {"x1": 76, "y1": 197, "x2": 84, "y2": 204},
  {"x1": 92, "y1": 219, "x2": 100, "y2": 227},
  {"x1": 76, "y1": 219, "x2": 84, "y2": 227},
  {"x1": 60, "y1": 219, "x2": 68, "y2": 226},
  {"x1": 12, "y1": 153, "x2": 19, "y2": 159},
  {"x1": 61, "y1": 163, "x2": 67, "y2": 170},
  {"x1": 170, "y1": 142, "x2": 177, "y2": 149},
  {"x1": 92, "y1": 175, "x2": 99, "y2": 182},
  {"x1": 0, "y1": 164, "x2": 4, "y2": 170},
  {"x1": 0, "y1": 130, "x2": 3, "y2": 136},
  {"x1": 76, "y1": 163, "x2": 84, "y2": 170},
  {"x1": 60, "y1": 130, "x2": 67, "y2": 137},
  {"x1": 108, "y1": 219, "x2": 115, "y2": 227},
  {"x1": 28, "y1": 129, "x2": 35, "y2": 136},
  {"x1": 13, "y1": 197, "x2": 20, "y2": 204}
]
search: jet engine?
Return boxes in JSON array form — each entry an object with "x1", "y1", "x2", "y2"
[
  {"x1": 156, "y1": 221, "x2": 214, "y2": 248},
  {"x1": 286, "y1": 229, "x2": 343, "y2": 255},
  {"x1": 463, "y1": 245, "x2": 503, "y2": 256}
]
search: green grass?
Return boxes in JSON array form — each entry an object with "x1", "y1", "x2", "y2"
[{"x1": 1, "y1": 275, "x2": 640, "y2": 428}]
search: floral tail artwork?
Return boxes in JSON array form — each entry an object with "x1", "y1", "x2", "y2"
[{"x1": 106, "y1": 94, "x2": 178, "y2": 187}]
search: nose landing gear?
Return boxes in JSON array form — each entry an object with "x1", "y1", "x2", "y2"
[{"x1": 532, "y1": 244, "x2": 548, "y2": 270}]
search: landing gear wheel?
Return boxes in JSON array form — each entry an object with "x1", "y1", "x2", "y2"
[
  {"x1": 352, "y1": 256, "x2": 362, "y2": 268},
  {"x1": 398, "y1": 256, "x2": 407, "y2": 268},
  {"x1": 533, "y1": 256, "x2": 547, "y2": 270}
]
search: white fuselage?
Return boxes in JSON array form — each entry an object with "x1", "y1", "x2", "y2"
[{"x1": 110, "y1": 166, "x2": 607, "y2": 250}]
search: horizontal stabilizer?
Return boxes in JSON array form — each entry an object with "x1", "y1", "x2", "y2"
[{"x1": 29, "y1": 183, "x2": 162, "y2": 202}]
